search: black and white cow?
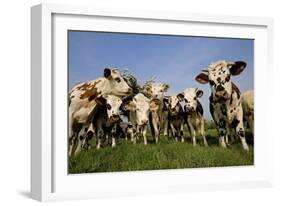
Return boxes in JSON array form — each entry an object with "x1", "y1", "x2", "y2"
[
  {"x1": 177, "y1": 88, "x2": 208, "y2": 146},
  {"x1": 167, "y1": 94, "x2": 185, "y2": 142},
  {"x1": 195, "y1": 60, "x2": 249, "y2": 151},
  {"x1": 89, "y1": 95, "x2": 123, "y2": 149}
]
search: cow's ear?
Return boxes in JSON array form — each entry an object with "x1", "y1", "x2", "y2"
[
  {"x1": 163, "y1": 84, "x2": 170, "y2": 92},
  {"x1": 95, "y1": 96, "x2": 107, "y2": 105},
  {"x1": 126, "y1": 101, "x2": 136, "y2": 111},
  {"x1": 177, "y1": 93, "x2": 185, "y2": 101},
  {"x1": 196, "y1": 90, "x2": 204, "y2": 98},
  {"x1": 104, "y1": 68, "x2": 111, "y2": 78},
  {"x1": 143, "y1": 86, "x2": 152, "y2": 94},
  {"x1": 229, "y1": 61, "x2": 247, "y2": 76},
  {"x1": 195, "y1": 73, "x2": 209, "y2": 84}
]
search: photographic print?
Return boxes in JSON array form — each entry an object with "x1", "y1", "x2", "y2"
[{"x1": 68, "y1": 31, "x2": 254, "y2": 174}]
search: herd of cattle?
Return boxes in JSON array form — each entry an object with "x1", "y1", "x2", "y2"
[{"x1": 68, "y1": 60, "x2": 254, "y2": 157}]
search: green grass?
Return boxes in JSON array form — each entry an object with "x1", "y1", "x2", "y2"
[{"x1": 69, "y1": 129, "x2": 254, "y2": 174}]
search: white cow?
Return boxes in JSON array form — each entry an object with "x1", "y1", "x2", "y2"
[
  {"x1": 241, "y1": 90, "x2": 254, "y2": 135},
  {"x1": 143, "y1": 82, "x2": 170, "y2": 143},
  {"x1": 68, "y1": 68, "x2": 132, "y2": 156},
  {"x1": 125, "y1": 93, "x2": 150, "y2": 145},
  {"x1": 195, "y1": 60, "x2": 249, "y2": 151},
  {"x1": 177, "y1": 88, "x2": 208, "y2": 146}
]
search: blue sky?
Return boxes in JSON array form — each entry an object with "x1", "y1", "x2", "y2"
[{"x1": 68, "y1": 31, "x2": 254, "y2": 120}]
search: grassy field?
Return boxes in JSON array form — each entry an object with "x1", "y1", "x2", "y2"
[{"x1": 69, "y1": 129, "x2": 254, "y2": 174}]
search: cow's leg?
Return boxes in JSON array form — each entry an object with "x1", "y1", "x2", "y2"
[
  {"x1": 235, "y1": 119, "x2": 249, "y2": 151},
  {"x1": 170, "y1": 123, "x2": 177, "y2": 141},
  {"x1": 190, "y1": 125, "x2": 196, "y2": 146},
  {"x1": 96, "y1": 129, "x2": 103, "y2": 150},
  {"x1": 218, "y1": 119, "x2": 227, "y2": 148},
  {"x1": 163, "y1": 115, "x2": 169, "y2": 137},
  {"x1": 111, "y1": 125, "x2": 117, "y2": 147},
  {"x1": 200, "y1": 120, "x2": 208, "y2": 147},
  {"x1": 187, "y1": 119, "x2": 196, "y2": 146},
  {"x1": 248, "y1": 115, "x2": 254, "y2": 136},
  {"x1": 180, "y1": 122, "x2": 184, "y2": 142},
  {"x1": 74, "y1": 125, "x2": 88, "y2": 156},
  {"x1": 136, "y1": 125, "x2": 140, "y2": 141},
  {"x1": 143, "y1": 125, "x2": 147, "y2": 145},
  {"x1": 112, "y1": 136, "x2": 116, "y2": 147},
  {"x1": 151, "y1": 112, "x2": 159, "y2": 143},
  {"x1": 83, "y1": 123, "x2": 94, "y2": 149},
  {"x1": 68, "y1": 134, "x2": 75, "y2": 157}
]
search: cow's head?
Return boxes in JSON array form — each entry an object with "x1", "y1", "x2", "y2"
[
  {"x1": 103, "y1": 68, "x2": 132, "y2": 97},
  {"x1": 168, "y1": 95, "x2": 181, "y2": 116},
  {"x1": 143, "y1": 82, "x2": 169, "y2": 100},
  {"x1": 195, "y1": 61, "x2": 246, "y2": 102},
  {"x1": 95, "y1": 94, "x2": 122, "y2": 122},
  {"x1": 178, "y1": 88, "x2": 203, "y2": 112},
  {"x1": 125, "y1": 93, "x2": 150, "y2": 126}
]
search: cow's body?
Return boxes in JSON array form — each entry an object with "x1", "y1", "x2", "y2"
[
  {"x1": 241, "y1": 90, "x2": 254, "y2": 135},
  {"x1": 167, "y1": 94, "x2": 185, "y2": 142},
  {"x1": 178, "y1": 88, "x2": 208, "y2": 146},
  {"x1": 116, "y1": 121, "x2": 135, "y2": 142},
  {"x1": 196, "y1": 60, "x2": 249, "y2": 151},
  {"x1": 68, "y1": 68, "x2": 132, "y2": 156},
  {"x1": 126, "y1": 93, "x2": 150, "y2": 145},
  {"x1": 143, "y1": 82, "x2": 169, "y2": 143}
]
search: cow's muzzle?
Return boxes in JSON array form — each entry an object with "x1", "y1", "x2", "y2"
[{"x1": 109, "y1": 115, "x2": 120, "y2": 122}]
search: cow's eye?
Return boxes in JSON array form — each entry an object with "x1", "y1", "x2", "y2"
[
  {"x1": 225, "y1": 75, "x2": 230, "y2": 82},
  {"x1": 106, "y1": 104, "x2": 111, "y2": 110},
  {"x1": 193, "y1": 97, "x2": 196, "y2": 100},
  {"x1": 115, "y1": 77, "x2": 121, "y2": 83}
]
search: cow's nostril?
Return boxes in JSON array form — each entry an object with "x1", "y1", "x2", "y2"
[{"x1": 127, "y1": 88, "x2": 133, "y2": 94}]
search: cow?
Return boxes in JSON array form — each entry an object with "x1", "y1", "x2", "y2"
[
  {"x1": 143, "y1": 82, "x2": 170, "y2": 143},
  {"x1": 68, "y1": 68, "x2": 132, "y2": 156},
  {"x1": 89, "y1": 95, "x2": 123, "y2": 149},
  {"x1": 125, "y1": 93, "x2": 150, "y2": 145},
  {"x1": 177, "y1": 88, "x2": 208, "y2": 146},
  {"x1": 167, "y1": 94, "x2": 185, "y2": 142},
  {"x1": 195, "y1": 60, "x2": 249, "y2": 151},
  {"x1": 116, "y1": 121, "x2": 135, "y2": 142},
  {"x1": 241, "y1": 90, "x2": 254, "y2": 135}
]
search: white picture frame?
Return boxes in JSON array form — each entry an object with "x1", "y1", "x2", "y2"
[{"x1": 31, "y1": 3, "x2": 274, "y2": 202}]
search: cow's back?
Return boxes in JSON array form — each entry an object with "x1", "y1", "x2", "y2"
[
  {"x1": 69, "y1": 78, "x2": 104, "y2": 121},
  {"x1": 241, "y1": 90, "x2": 254, "y2": 116}
]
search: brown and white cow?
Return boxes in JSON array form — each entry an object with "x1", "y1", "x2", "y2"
[
  {"x1": 177, "y1": 88, "x2": 208, "y2": 146},
  {"x1": 167, "y1": 94, "x2": 185, "y2": 142},
  {"x1": 68, "y1": 68, "x2": 132, "y2": 156},
  {"x1": 89, "y1": 95, "x2": 123, "y2": 149},
  {"x1": 195, "y1": 60, "x2": 249, "y2": 151},
  {"x1": 125, "y1": 93, "x2": 150, "y2": 145},
  {"x1": 143, "y1": 82, "x2": 170, "y2": 143},
  {"x1": 241, "y1": 90, "x2": 254, "y2": 135}
]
